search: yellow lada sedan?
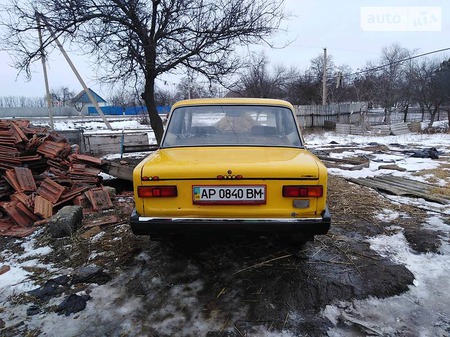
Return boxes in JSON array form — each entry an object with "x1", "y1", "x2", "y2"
[{"x1": 130, "y1": 98, "x2": 330, "y2": 242}]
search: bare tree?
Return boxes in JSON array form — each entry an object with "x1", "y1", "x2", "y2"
[
  {"x1": 351, "y1": 68, "x2": 376, "y2": 107},
  {"x1": 0, "y1": 95, "x2": 47, "y2": 107},
  {"x1": 373, "y1": 44, "x2": 412, "y2": 124},
  {"x1": 154, "y1": 87, "x2": 176, "y2": 107},
  {"x1": 234, "y1": 53, "x2": 296, "y2": 99},
  {"x1": 329, "y1": 64, "x2": 354, "y2": 103},
  {"x1": 50, "y1": 86, "x2": 76, "y2": 106},
  {"x1": 174, "y1": 76, "x2": 215, "y2": 100},
  {"x1": 309, "y1": 53, "x2": 336, "y2": 104},
  {"x1": 285, "y1": 71, "x2": 318, "y2": 105},
  {"x1": 286, "y1": 53, "x2": 353, "y2": 105},
  {"x1": 309, "y1": 53, "x2": 336, "y2": 83},
  {"x1": 439, "y1": 59, "x2": 450, "y2": 129},
  {"x1": 410, "y1": 57, "x2": 450, "y2": 128},
  {"x1": 1, "y1": 0, "x2": 285, "y2": 144}
]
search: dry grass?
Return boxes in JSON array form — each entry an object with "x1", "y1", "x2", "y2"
[
  {"x1": 328, "y1": 175, "x2": 429, "y2": 228},
  {"x1": 438, "y1": 163, "x2": 450, "y2": 170},
  {"x1": 431, "y1": 187, "x2": 450, "y2": 197},
  {"x1": 412, "y1": 167, "x2": 450, "y2": 184},
  {"x1": 329, "y1": 175, "x2": 393, "y2": 219}
]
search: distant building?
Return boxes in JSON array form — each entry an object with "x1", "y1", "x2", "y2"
[{"x1": 72, "y1": 88, "x2": 107, "y2": 115}]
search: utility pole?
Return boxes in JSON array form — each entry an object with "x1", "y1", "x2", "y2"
[
  {"x1": 187, "y1": 68, "x2": 192, "y2": 99},
  {"x1": 36, "y1": 12, "x2": 113, "y2": 130},
  {"x1": 36, "y1": 13, "x2": 54, "y2": 130},
  {"x1": 322, "y1": 48, "x2": 327, "y2": 106}
]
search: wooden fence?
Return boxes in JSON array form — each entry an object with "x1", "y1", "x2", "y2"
[
  {"x1": 295, "y1": 103, "x2": 448, "y2": 128},
  {"x1": 295, "y1": 103, "x2": 367, "y2": 128}
]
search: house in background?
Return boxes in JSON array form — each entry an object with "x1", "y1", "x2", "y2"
[
  {"x1": 72, "y1": 88, "x2": 107, "y2": 115},
  {"x1": 72, "y1": 88, "x2": 173, "y2": 117}
]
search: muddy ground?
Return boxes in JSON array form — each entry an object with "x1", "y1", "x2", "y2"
[{"x1": 2, "y1": 172, "x2": 446, "y2": 336}]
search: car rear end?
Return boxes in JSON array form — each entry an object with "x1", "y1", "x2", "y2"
[{"x1": 130, "y1": 98, "x2": 331, "y2": 241}]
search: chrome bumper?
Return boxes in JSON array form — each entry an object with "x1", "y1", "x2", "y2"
[{"x1": 130, "y1": 207, "x2": 331, "y2": 237}]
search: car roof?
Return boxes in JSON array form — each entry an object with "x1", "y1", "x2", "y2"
[{"x1": 171, "y1": 98, "x2": 295, "y2": 110}]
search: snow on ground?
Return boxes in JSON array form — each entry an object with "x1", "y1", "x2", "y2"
[
  {"x1": 305, "y1": 128, "x2": 450, "y2": 336},
  {"x1": 1, "y1": 118, "x2": 449, "y2": 336},
  {"x1": 305, "y1": 129, "x2": 450, "y2": 180},
  {"x1": 48, "y1": 115, "x2": 152, "y2": 133},
  {"x1": 304, "y1": 129, "x2": 450, "y2": 216},
  {"x1": 35, "y1": 115, "x2": 158, "y2": 144},
  {"x1": 0, "y1": 230, "x2": 55, "y2": 299},
  {"x1": 324, "y1": 225, "x2": 450, "y2": 337}
]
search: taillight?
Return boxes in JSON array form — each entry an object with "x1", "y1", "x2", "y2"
[
  {"x1": 138, "y1": 186, "x2": 178, "y2": 198},
  {"x1": 282, "y1": 185, "x2": 323, "y2": 197}
]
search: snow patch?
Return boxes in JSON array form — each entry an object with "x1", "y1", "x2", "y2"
[
  {"x1": 323, "y1": 231, "x2": 450, "y2": 336},
  {"x1": 375, "y1": 209, "x2": 401, "y2": 222}
]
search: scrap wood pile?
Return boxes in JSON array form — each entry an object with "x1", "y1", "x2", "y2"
[{"x1": 0, "y1": 119, "x2": 116, "y2": 238}]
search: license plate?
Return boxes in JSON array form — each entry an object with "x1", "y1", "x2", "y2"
[{"x1": 193, "y1": 185, "x2": 266, "y2": 204}]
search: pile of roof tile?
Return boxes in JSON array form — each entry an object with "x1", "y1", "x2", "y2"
[{"x1": 0, "y1": 120, "x2": 114, "y2": 237}]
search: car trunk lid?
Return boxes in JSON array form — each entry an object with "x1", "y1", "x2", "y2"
[{"x1": 138, "y1": 147, "x2": 320, "y2": 180}]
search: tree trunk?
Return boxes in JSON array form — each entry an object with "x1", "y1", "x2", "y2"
[
  {"x1": 384, "y1": 108, "x2": 391, "y2": 124},
  {"x1": 142, "y1": 78, "x2": 164, "y2": 145},
  {"x1": 403, "y1": 104, "x2": 409, "y2": 123},
  {"x1": 428, "y1": 106, "x2": 438, "y2": 128}
]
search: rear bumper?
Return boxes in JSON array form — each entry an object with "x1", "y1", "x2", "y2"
[{"x1": 130, "y1": 206, "x2": 331, "y2": 238}]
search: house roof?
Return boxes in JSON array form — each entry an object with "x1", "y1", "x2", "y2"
[{"x1": 72, "y1": 88, "x2": 107, "y2": 104}]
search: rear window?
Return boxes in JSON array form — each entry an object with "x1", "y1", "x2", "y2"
[{"x1": 161, "y1": 105, "x2": 302, "y2": 148}]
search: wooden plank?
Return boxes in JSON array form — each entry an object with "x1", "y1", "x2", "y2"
[
  {"x1": 317, "y1": 155, "x2": 368, "y2": 165},
  {"x1": 83, "y1": 132, "x2": 150, "y2": 155},
  {"x1": 347, "y1": 176, "x2": 450, "y2": 205},
  {"x1": 317, "y1": 155, "x2": 370, "y2": 171},
  {"x1": 101, "y1": 162, "x2": 134, "y2": 181},
  {"x1": 123, "y1": 144, "x2": 158, "y2": 153},
  {"x1": 380, "y1": 176, "x2": 450, "y2": 199},
  {"x1": 378, "y1": 164, "x2": 407, "y2": 172},
  {"x1": 381, "y1": 176, "x2": 437, "y2": 190}
]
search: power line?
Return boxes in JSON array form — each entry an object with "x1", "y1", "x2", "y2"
[
  {"x1": 349, "y1": 47, "x2": 450, "y2": 78},
  {"x1": 156, "y1": 47, "x2": 450, "y2": 86}
]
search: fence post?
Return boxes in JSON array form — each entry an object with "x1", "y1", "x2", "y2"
[{"x1": 120, "y1": 128, "x2": 125, "y2": 159}]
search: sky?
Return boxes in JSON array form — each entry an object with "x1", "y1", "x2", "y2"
[{"x1": 0, "y1": 0, "x2": 449, "y2": 99}]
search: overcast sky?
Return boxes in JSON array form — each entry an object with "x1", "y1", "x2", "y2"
[{"x1": 0, "y1": 0, "x2": 449, "y2": 99}]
